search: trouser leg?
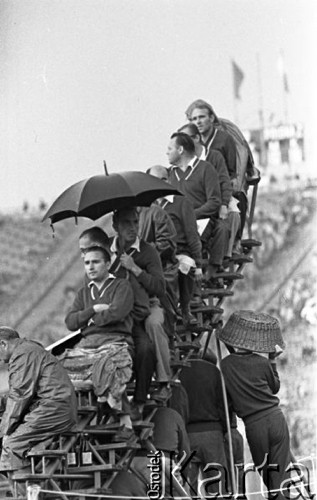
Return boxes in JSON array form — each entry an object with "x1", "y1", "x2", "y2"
[
  {"x1": 207, "y1": 218, "x2": 230, "y2": 267},
  {"x1": 246, "y1": 411, "x2": 292, "y2": 500},
  {"x1": 178, "y1": 270, "x2": 195, "y2": 312},
  {"x1": 132, "y1": 321, "x2": 156, "y2": 404},
  {"x1": 161, "y1": 261, "x2": 179, "y2": 336},
  {"x1": 145, "y1": 304, "x2": 171, "y2": 382},
  {"x1": 226, "y1": 212, "x2": 241, "y2": 257},
  {"x1": 234, "y1": 192, "x2": 248, "y2": 238}
]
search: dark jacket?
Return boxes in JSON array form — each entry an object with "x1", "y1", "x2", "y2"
[
  {"x1": 169, "y1": 160, "x2": 221, "y2": 220},
  {"x1": 0, "y1": 339, "x2": 77, "y2": 437}
]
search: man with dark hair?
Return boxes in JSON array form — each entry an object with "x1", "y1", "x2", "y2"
[
  {"x1": 79, "y1": 226, "x2": 111, "y2": 254},
  {"x1": 167, "y1": 132, "x2": 229, "y2": 279},
  {"x1": 148, "y1": 164, "x2": 202, "y2": 325},
  {"x1": 178, "y1": 123, "x2": 233, "y2": 220},
  {"x1": 0, "y1": 326, "x2": 77, "y2": 485},
  {"x1": 111, "y1": 207, "x2": 172, "y2": 407},
  {"x1": 179, "y1": 123, "x2": 240, "y2": 259}
]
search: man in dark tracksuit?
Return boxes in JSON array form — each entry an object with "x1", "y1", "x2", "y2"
[{"x1": 180, "y1": 357, "x2": 228, "y2": 497}]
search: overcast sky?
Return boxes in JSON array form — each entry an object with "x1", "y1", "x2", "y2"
[{"x1": 1, "y1": 0, "x2": 316, "y2": 211}]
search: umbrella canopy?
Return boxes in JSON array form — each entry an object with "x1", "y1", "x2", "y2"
[{"x1": 42, "y1": 171, "x2": 182, "y2": 224}]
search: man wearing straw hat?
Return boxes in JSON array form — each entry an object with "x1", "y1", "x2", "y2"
[{"x1": 217, "y1": 310, "x2": 294, "y2": 500}]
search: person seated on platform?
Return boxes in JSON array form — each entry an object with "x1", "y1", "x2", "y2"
[
  {"x1": 78, "y1": 226, "x2": 156, "y2": 421},
  {"x1": 64, "y1": 245, "x2": 135, "y2": 442},
  {"x1": 167, "y1": 132, "x2": 230, "y2": 283},
  {"x1": 148, "y1": 164, "x2": 203, "y2": 325},
  {"x1": 0, "y1": 326, "x2": 77, "y2": 494},
  {"x1": 111, "y1": 207, "x2": 172, "y2": 405},
  {"x1": 186, "y1": 99, "x2": 256, "y2": 252},
  {"x1": 138, "y1": 197, "x2": 179, "y2": 337},
  {"x1": 178, "y1": 122, "x2": 240, "y2": 261},
  {"x1": 185, "y1": 99, "x2": 237, "y2": 180}
]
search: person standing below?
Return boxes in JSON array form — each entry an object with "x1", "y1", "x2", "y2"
[
  {"x1": 0, "y1": 327, "x2": 77, "y2": 491},
  {"x1": 111, "y1": 207, "x2": 172, "y2": 404},
  {"x1": 148, "y1": 164, "x2": 203, "y2": 325},
  {"x1": 179, "y1": 348, "x2": 228, "y2": 497},
  {"x1": 167, "y1": 132, "x2": 229, "y2": 280},
  {"x1": 218, "y1": 310, "x2": 294, "y2": 500},
  {"x1": 65, "y1": 245, "x2": 135, "y2": 441}
]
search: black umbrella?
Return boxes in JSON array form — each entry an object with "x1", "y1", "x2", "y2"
[{"x1": 42, "y1": 171, "x2": 182, "y2": 224}]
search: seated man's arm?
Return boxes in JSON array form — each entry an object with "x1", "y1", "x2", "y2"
[
  {"x1": 93, "y1": 280, "x2": 134, "y2": 326},
  {"x1": 213, "y1": 152, "x2": 233, "y2": 209},
  {"x1": 194, "y1": 165, "x2": 222, "y2": 220},
  {"x1": 0, "y1": 350, "x2": 39, "y2": 436},
  {"x1": 121, "y1": 244, "x2": 166, "y2": 297},
  {"x1": 224, "y1": 133, "x2": 237, "y2": 180},
  {"x1": 65, "y1": 289, "x2": 95, "y2": 332},
  {"x1": 153, "y1": 208, "x2": 177, "y2": 261},
  {"x1": 181, "y1": 198, "x2": 202, "y2": 268}
]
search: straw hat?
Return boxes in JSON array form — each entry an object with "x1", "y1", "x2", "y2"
[{"x1": 217, "y1": 310, "x2": 285, "y2": 353}]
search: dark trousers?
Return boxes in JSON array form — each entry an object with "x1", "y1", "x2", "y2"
[
  {"x1": 178, "y1": 269, "x2": 195, "y2": 312},
  {"x1": 233, "y1": 191, "x2": 248, "y2": 238},
  {"x1": 132, "y1": 321, "x2": 156, "y2": 404},
  {"x1": 187, "y1": 429, "x2": 228, "y2": 496},
  {"x1": 201, "y1": 218, "x2": 230, "y2": 267},
  {"x1": 245, "y1": 409, "x2": 292, "y2": 500},
  {"x1": 161, "y1": 260, "x2": 179, "y2": 336}
]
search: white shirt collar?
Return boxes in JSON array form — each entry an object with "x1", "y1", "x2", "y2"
[{"x1": 110, "y1": 235, "x2": 140, "y2": 253}]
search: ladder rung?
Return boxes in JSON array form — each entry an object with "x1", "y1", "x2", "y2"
[
  {"x1": 213, "y1": 272, "x2": 243, "y2": 280},
  {"x1": 192, "y1": 305, "x2": 224, "y2": 315},
  {"x1": 241, "y1": 238, "x2": 262, "y2": 248},
  {"x1": 201, "y1": 288, "x2": 234, "y2": 298}
]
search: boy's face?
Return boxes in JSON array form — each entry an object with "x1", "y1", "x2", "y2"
[{"x1": 84, "y1": 250, "x2": 109, "y2": 283}]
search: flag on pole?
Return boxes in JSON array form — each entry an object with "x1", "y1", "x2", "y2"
[
  {"x1": 232, "y1": 60, "x2": 244, "y2": 100},
  {"x1": 277, "y1": 51, "x2": 290, "y2": 93}
]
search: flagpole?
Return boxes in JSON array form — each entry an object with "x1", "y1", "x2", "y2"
[
  {"x1": 233, "y1": 95, "x2": 239, "y2": 125},
  {"x1": 278, "y1": 49, "x2": 289, "y2": 125},
  {"x1": 256, "y1": 52, "x2": 266, "y2": 166}
]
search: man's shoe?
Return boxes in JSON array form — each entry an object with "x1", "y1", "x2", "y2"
[
  {"x1": 190, "y1": 295, "x2": 205, "y2": 308},
  {"x1": 182, "y1": 310, "x2": 198, "y2": 326},
  {"x1": 151, "y1": 385, "x2": 172, "y2": 403},
  {"x1": 129, "y1": 403, "x2": 143, "y2": 422},
  {"x1": 113, "y1": 426, "x2": 135, "y2": 443}
]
